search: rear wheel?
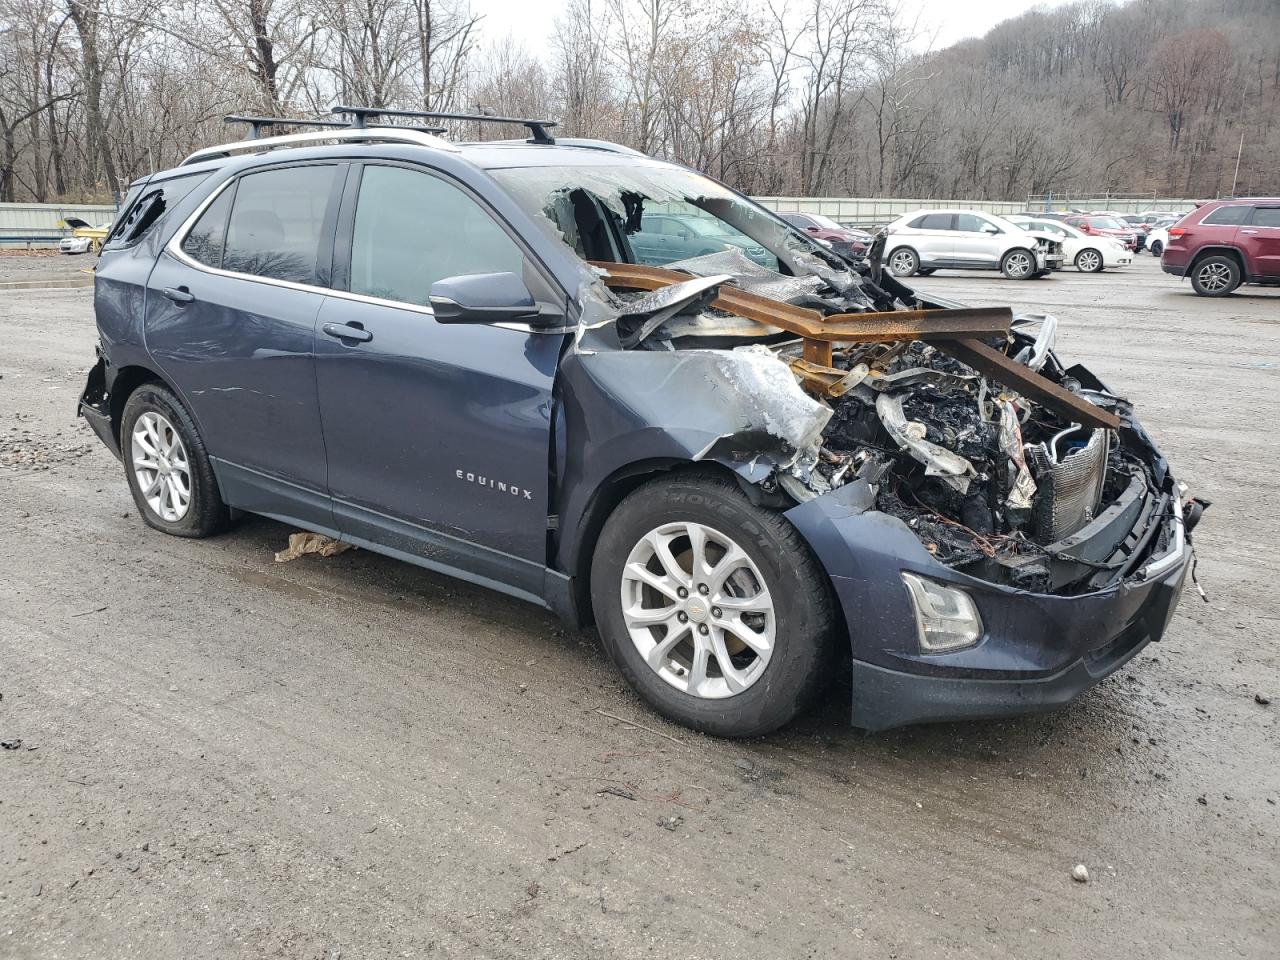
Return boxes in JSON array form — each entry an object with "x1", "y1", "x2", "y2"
[
  {"x1": 590, "y1": 472, "x2": 834, "y2": 737},
  {"x1": 121, "y1": 383, "x2": 232, "y2": 537},
  {"x1": 1190, "y1": 255, "x2": 1241, "y2": 297},
  {"x1": 1001, "y1": 248, "x2": 1036, "y2": 280},
  {"x1": 1075, "y1": 248, "x2": 1104, "y2": 273},
  {"x1": 887, "y1": 247, "x2": 918, "y2": 277}
]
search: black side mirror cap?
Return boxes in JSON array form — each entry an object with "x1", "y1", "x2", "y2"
[{"x1": 429, "y1": 272, "x2": 545, "y2": 325}]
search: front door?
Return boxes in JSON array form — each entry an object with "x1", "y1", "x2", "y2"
[
  {"x1": 146, "y1": 162, "x2": 344, "y2": 528},
  {"x1": 952, "y1": 213, "x2": 1000, "y2": 265},
  {"x1": 314, "y1": 162, "x2": 566, "y2": 597},
  {"x1": 1240, "y1": 205, "x2": 1280, "y2": 278}
]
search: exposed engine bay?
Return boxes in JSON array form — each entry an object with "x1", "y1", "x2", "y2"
[{"x1": 494, "y1": 161, "x2": 1190, "y2": 598}]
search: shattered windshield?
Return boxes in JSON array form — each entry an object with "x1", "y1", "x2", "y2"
[{"x1": 490, "y1": 163, "x2": 824, "y2": 274}]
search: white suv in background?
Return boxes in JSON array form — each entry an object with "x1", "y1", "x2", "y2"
[
  {"x1": 1006, "y1": 216, "x2": 1133, "y2": 272},
  {"x1": 885, "y1": 209, "x2": 1064, "y2": 280}
]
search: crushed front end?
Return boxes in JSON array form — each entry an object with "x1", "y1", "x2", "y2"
[{"x1": 776, "y1": 324, "x2": 1201, "y2": 729}]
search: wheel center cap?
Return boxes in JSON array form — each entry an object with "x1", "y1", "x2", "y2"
[{"x1": 685, "y1": 598, "x2": 708, "y2": 623}]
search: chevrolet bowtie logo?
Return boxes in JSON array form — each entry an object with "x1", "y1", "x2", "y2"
[{"x1": 456, "y1": 469, "x2": 534, "y2": 500}]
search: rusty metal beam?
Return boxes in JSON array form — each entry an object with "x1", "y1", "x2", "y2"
[
  {"x1": 939, "y1": 338, "x2": 1122, "y2": 431},
  {"x1": 589, "y1": 261, "x2": 1011, "y2": 344}
]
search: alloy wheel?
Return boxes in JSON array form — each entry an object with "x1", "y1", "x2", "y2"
[
  {"x1": 1004, "y1": 251, "x2": 1032, "y2": 278},
  {"x1": 889, "y1": 250, "x2": 916, "y2": 275},
  {"x1": 131, "y1": 411, "x2": 192, "y2": 522},
  {"x1": 620, "y1": 521, "x2": 775, "y2": 699},
  {"x1": 1197, "y1": 261, "x2": 1232, "y2": 292},
  {"x1": 1076, "y1": 250, "x2": 1101, "y2": 272}
]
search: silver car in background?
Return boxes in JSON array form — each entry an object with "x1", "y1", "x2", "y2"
[{"x1": 885, "y1": 209, "x2": 1065, "y2": 280}]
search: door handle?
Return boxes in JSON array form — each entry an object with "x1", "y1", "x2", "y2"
[
  {"x1": 322, "y1": 321, "x2": 372, "y2": 343},
  {"x1": 162, "y1": 286, "x2": 195, "y2": 305},
  {"x1": 1240, "y1": 229, "x2": 1259, "y2": 235}
]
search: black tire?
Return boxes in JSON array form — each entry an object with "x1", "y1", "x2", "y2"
[
  {"x1": 590, "y1": 472, "x2": 834, "y2": 738},
  {"x1": 1001, "y1": 247, "x2": 1037, "y2": 280},
  {"x1": 120, "y1": 382, "x2": 232, "y2": 538},
  {"x1": 887, "y1": 246, "x2": 919, "y2": 277},
  {"x1": 1189, "y1": 255, "x2": 1241, "y2": 297},
  {"x1": 1075, "y1": 248, "x2": 1104, "y2": 273},
  {"x1": 1149, "y1": 240, "x2": 1163, "y2": 257},
  {"x1": 915, "y1": 267, "x2": 936, "y2": 276}
]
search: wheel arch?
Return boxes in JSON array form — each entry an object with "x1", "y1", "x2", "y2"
[
  {"x1": 1188, "y1": 244, "x2": 1246, "y2": 275},
  {"x1": 561, "y1": 458, "x2": 770, "y2": 628},
  {"x1": 108, "y1": 364, "x2": 172, "y2": 445}
]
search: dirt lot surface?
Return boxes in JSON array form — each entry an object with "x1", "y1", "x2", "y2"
[
  {"x1": 1, "y1": 255, "x2": 1277, "y2": 958},
  {"x1": 0, "y1": 252, "x2": 93, "y2": 285}
]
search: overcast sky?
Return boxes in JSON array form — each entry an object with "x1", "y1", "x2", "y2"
[{"x1": 466, "y1": 0, "x2": 1081, "y2": 54}]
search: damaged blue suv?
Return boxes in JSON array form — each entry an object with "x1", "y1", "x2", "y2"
[{"x1": 79, "y1": 107, "x2": 1204, "y2": 737}]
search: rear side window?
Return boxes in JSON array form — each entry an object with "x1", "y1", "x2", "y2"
[
  {"x1": 181, "y1": 187, "x2": 234, "y2": 268},
  {"x1": 104, "y1": 172, "x2": 209, "y2": 249},
  {"x1": 1251, "y1": 207, "x2": 1280, "y2": 228},
  {"x1": 1202, "y1": 205, "x2": 1250, "y2": 226},
  {"x1": 916, "y1": 213, "x2": 953, "y2": 230},
  {"x1": 348, "y1": 165, "x2": 525, "y2": 307},
  {"x1": 221, "y1": 165, "x2": 337, "y2": 284}
]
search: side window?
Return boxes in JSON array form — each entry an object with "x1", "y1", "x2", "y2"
[
  {"x1": 955, "y1": 213, "x2": 987, "y2": 233},
  {"x1": 103, "y1": 172, "x2": 210, "y2": 249},
  {"x1": 222, "y1": 165, "x2": 337, "y2": 284},
  {"x1": 908, "y1": 215, "x2": 927, "y2": 228},
  {"x1": 1251, "y1": 207, "x2": 1280, "y2": 228},
  {"x1": 919, "y1": 213, "x2": 953, "y2": 230},
  {"x1": 1201, "y1": 205, "x2": 1249, "y2": 226},
  {"x1": 349, "y1": 165, "x2": 526, "y2": 307},
  {"x1": 789, "y1": 215, "x2": 813, "y2": 229},
  {"x1": 181, "y1": 186, "x2": 234, "y2": 268}
]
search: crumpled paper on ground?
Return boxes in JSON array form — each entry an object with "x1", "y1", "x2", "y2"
[{"x1": 274, "y1": 531, "x2": 354, "y2": 563}]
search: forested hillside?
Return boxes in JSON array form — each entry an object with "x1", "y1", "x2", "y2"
[{"x1": 1, "y1": 0, "x2": 1276, "y2": 204}]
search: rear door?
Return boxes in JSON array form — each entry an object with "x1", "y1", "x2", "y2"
[
  {"x1": 314, "y1": 161, "x2": 566, "y2": 595},
  {"x1": 147, "y1": 162, "x2": 345, "y2": 527},
  {"x1": 906, "y1": 213, "x2": 955, "y2": 262},
  {"x1": 1239, "y1": 205, "x2": 1280, "y2": 278}
]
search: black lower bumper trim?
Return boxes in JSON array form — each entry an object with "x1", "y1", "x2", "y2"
[{"x1": 850, "y1": 620, "x2": 1153, "y2": 731}]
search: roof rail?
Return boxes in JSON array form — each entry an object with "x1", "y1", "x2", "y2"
[
  {"x1": 333, "y1": 104, "x2": 558, "y2": 145},
  {"x1": 180, "y1": 126, "x2": 459, "y2": 166}
]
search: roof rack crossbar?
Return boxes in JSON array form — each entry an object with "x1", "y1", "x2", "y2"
[
  {"x1": 332, "y1": 104, "x2": 558, "y2": 144},
  {"x1": 224, "y1": 115, "x2": 353, "y2": 140}
]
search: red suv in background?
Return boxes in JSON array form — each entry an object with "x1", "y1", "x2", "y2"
[
  {"x1": 1064, "y1": 215, "x2": 1140, "y2": 251},
  {"x1": 1162, "y1": 199, "x2": 1280, "y2": 296},
  {"x1": 778, "y1": 212, "x2": 873, "y2": 257}
]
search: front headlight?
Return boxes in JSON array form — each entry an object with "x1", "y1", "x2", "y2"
[{"x1": 901, "y1": 572, "x2": 983, "y2": 653}]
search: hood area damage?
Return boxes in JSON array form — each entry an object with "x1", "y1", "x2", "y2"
[{"x1": 492, "y1": 161, "x2": 1196, "y2": 598}]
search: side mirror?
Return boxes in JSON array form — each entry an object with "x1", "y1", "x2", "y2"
[
  {"x1": 982, "y1": 223, "x2": 1000, "y2": 234},
  {"x1": 805, "y1": 225, "x2": 820, "y2": 232},
  {"x1": 430, "y1": 272, "x2": 543, "y2": 325}
]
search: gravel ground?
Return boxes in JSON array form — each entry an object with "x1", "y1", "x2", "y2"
[
  {"x1": 1, "y1": 255, "x2": 1277, "y2": 958},
  {"x1": 0, "y1": 252, "x2": 95, "y2": 284}
]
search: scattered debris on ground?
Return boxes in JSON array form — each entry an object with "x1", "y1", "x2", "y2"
[{"x1": 274, "y1": 532, "x2": 354, "y2": 563}]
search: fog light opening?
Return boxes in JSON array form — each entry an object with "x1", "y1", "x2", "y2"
[{"x1": 901, "y1": 572, "x2": 983, "y2": 654}]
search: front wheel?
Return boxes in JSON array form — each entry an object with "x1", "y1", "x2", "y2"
[
  {"x1": 1001, "y1": 248, "x2": 1037, "y2": 280},
  {"x1": 1190, "y1": 255, "x2": 1241, "y2": 297},
  {"x1": 1149, "y1": 240, "x2": 1163, "y2": 257},
  {"x1": 1075, "y1": 248, "x2": 1104, "y2": 273},
  {"x1": 121, "y1": 382, "x2": 232, "y2": 537},
  {"x1": 590, "y1": 473, "x2": 834, "y2": 737},
  {"x1": 887, "y1": 247, "x2": 919, "y2": 277}
]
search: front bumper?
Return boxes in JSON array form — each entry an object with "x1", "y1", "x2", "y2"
[{"x1": 786, "y1": 481, "x2": 1191, "y2": 731}]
